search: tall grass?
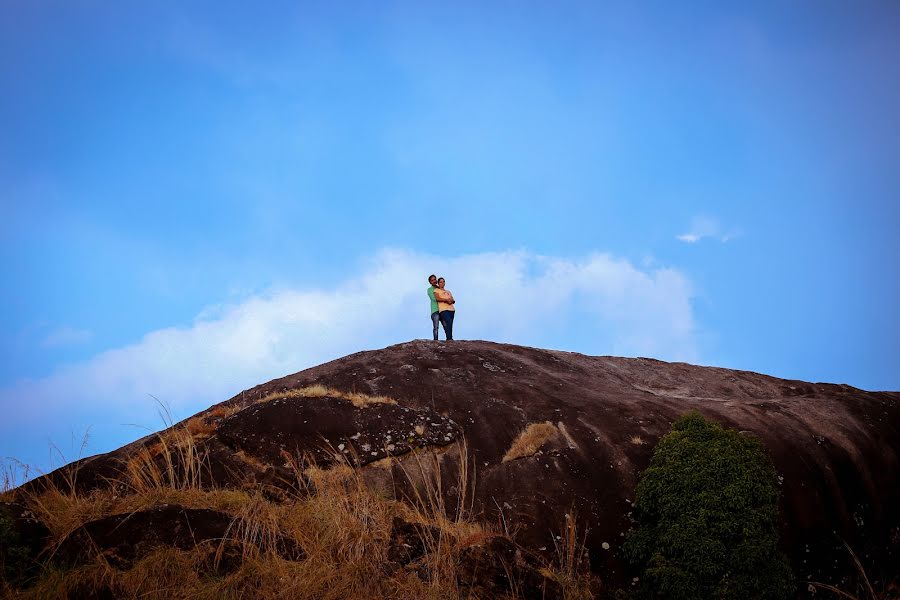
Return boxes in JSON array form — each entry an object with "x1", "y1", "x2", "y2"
[
  {"x1": 119, "y1": 423, "x2": 211, "y2": 495},
  {"x1": 3, "y1": 392, "x2": 596, "y2": 599},
  {"x1": 1, "y1": 459, "x2": 31, "y2": 499},
  {"x1": 394, "y1": 441, "x2": 484, "y2": 592},
  {"x1": 807, "y1": 540, "x2": 898, "y2": 600},
  {"x1": 543, "y1": 511, "x2": 593, "y2": 600}
]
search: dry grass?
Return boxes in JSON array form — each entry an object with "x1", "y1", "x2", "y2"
[
  {"x1": 122, "y1": 427, "x2": 210, "y2": 495},
  {"x1": 17, "y1": 415, "x2": 221, "y2": 553},
  {"x1": 16, "y1": 561, "x2": 117, "y2": 600},
  {"x1": 807, "y1": 540, "x2": 898, "y2": 600},
  {"x1": 541, "y1": 511, "x2": 593, "y2": 600},
  {"x1": 629, "y1": 435, "x2": 644, "y2": 446},
  {"x1": 10, "y1": 457, "x2": 407, "y2": 598},
  {"x1": 184, "y1": 404, "x2": 236, "y2": 438},
  {"x1": 16, "y1": 440, "x2": 112, "y2": 553},
  {"x1": 1, "y1": 459, "x2": 32, "y2": 500},
  {"x1": 6, "y1": 438, "x2": 587, "y2": 600},
  {"x1": 256, "y1": 384, "x2": 397, "y2": 409},
  {"x1": 502, "y1": 422, "x2": 559, "y2": 462},
  {"x1": 5, "y1": 406, "x2": 596, "y2": 599},
  {"x1": 25, "y1": 485, "x2": 115, "y2": 556}
]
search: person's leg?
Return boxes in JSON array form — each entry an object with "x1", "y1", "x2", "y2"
[
  {"x1": 431, "y1": 312, "x2": 440, "y2": 340},
  {"x1": 438, "y1": 311, "x2": 449, "y2": 340},
  {"x1": 444, "y1": 311, "x2": 454, "y2": 340}
]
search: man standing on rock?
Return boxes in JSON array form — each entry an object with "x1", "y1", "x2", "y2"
[{"x1": 427, "y1": 274, "x2": 440, "y2": 341}]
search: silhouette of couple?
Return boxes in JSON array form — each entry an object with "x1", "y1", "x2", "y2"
[{"x1": 426, "y1": 274, "x2": 455, "y2": 341}]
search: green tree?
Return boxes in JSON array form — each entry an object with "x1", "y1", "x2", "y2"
[{"x1": 622, "y1": 412, "x2": 795, "y2": 600}]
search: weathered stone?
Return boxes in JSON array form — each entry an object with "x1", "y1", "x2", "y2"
[
  {"x1": 215, "y1": 395, "x2": 460, "y2": 468},
  {"x1": 457, "y1": 535, "x2": 565, "y2": 600},
  {"x1": 20, "y1": 340, "x2": 900, "y2": 593},
  {"x1": 54, "y1": 504, "x2": 303, "y2": 571},
  {"x1": 54, "y1": 504, "x2": 234, "y2": 569},
  {"x1": 386, "y1": 516, "x2": 441, "y2": 565}
]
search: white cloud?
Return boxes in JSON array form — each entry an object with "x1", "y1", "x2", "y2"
[
  {"x1": 677, "y1": 215, "x2": 740, "y2": 244},
  {"x1": 0, "y1": 249, "x2": 697, "y2": 469},
  {"x1": 676, "y1": 233, "x2": 701, "y2": 243}
]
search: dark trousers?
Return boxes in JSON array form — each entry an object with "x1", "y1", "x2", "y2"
[
  {"x1": 431, "y1": 312, "x2": 440, "y2": 340},
  {"x1": 439, "y1": 310, "x2": 455, "y2": 340}
]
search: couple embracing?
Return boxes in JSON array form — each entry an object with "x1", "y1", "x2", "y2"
[{"x1": 427, "y1": 274, "x2": 456, "y2": 341}]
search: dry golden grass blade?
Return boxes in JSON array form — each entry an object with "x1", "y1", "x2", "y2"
[
  {"x1": 115, "y1": 419, "x2": 213, "y2": 497},
  {"x1": 842, "y1": 540, "x2": 878, "y2": 600},
  {"x1": 806, "y1": 538, "x2": 886, "y2": 600},
  {"x1": 223, "y1": 493, "x2": 284, "y2": 559},
  {"x1": 806, "y1": 581, "x2": 864, "y2": 600},
  {"x1": 540, "y1": 510, "x2": 594, "y2": 600},
  {"x1": 1, "y1": 458, "x2": 33, "y2": 498},
  {"x1": 391, "y1": 440, "x2": 488, "y2": 593},
  {"x1": 502, "y1": 422, "x2": 558, "y2": 462},
  {"x1": 257, "y1": 385, "x2": 398, "y2": 409}
]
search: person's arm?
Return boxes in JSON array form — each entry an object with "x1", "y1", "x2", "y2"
[{"x1": 435, "y1": 289, "x2": 455, "y2": 304}]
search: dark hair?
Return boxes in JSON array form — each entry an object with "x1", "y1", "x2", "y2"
[
  {"x1": 438, "y1": 277, "x2": 445, "y2": 283},
  {"x1": 428, "y1": 274, "x2": 437, "y2": 281}
]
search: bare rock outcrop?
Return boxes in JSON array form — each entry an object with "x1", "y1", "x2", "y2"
[{"x1": 18, "y1": 340, "x2": 900, "y2": 594}]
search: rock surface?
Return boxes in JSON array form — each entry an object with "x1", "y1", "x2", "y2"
[
  {"x1": 216, "y1": 394, "x2": 460, "y2": 467},
  {"x1": 54, "y1": 504, "x2": 235, "y2": 570},
  {"x1": 54, "y1": 503, "x2": 304, "y2": 572},
  {"x1": 21, "y1": 340, "x2": 900, "y2": 594}
]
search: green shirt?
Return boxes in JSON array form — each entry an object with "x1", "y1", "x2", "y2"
[{"x1": 427, "y1": 286, "x2": 438, "y2": 314}]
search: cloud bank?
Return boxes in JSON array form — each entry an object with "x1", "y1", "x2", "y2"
[{"x1": 1, "y1": 249, "x2": 696, "y2": 471}]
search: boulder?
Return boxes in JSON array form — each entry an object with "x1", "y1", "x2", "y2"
[{"x1": 22, "y1": 340, "x2": 900, "y2": 594}]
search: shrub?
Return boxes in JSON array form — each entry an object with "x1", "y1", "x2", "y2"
[
  {"x1": 0, "y1": 506, "x2": 33, "y2": 587},
  {"x1": 622, "y1": 411, "x2": 795, "y2": 600}
]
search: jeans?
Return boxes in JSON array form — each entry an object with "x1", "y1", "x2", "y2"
[
  {"x1": 439, "y1": 310, "x2": 455, "y2": 340},
  {"x1": 431, "y1": 312, "x2": 440, "y2": 340}
]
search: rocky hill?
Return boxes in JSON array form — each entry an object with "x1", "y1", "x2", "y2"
[{"x1": 4, "y1": 340, "x2": 899, "y2": 598}]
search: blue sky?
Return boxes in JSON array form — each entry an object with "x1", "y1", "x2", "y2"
[{"x1": 2, "y1": 1, "x2": 899, "y2": 475}]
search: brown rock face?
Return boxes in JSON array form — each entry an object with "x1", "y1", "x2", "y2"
[
  {"x1": 54, "y1": 505, "x2": 235, "y2": 570},
  {"x1": 27, "y1": 340, "x2": 900, "y2": 592},
  {"x1": 216, "y1": 394, "x2": 460, "y2": 468},
  {"x1": 54, "y1": 503, "x2": 304, "y2": 572}
]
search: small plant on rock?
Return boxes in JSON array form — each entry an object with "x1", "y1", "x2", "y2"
[{"x1": 621, "y1": 411, "x2": 795, "y2": 600}]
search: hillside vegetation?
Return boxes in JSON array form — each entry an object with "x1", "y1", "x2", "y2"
[{"x1": 0, "y1": 392, "x2": 593, "y2": 600}]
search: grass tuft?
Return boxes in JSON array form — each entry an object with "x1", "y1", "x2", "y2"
[
  {"x1": 807, "y1": 539, "x2": 898, "y2": 600},
  {"x1": 256, "y1": 385, "x2": 398, "y2": 409},
  {"x1": 502, "y1": 422, "x2": 559, "y2": 462},
  {"x1": 542, "y1": 511, "x2": 593, "y2": 599}
]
